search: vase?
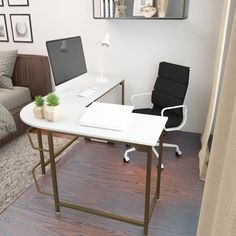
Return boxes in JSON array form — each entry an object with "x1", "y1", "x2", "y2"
[
  {"x1": 114, "y1": 1, "x2": 120, "y2": 17},
  {"x1": 140, "y1": 4, "x2": 157, "y2": 18},
  {"x1": 157, "y1": 0, "x2": 169, "y2": 17},
  {"x1": 44, "y1": 105, "x2": 62, "y2": 122},
  {"x1": 33, "y1": 106, "x2": 44, "y2": 119},
  {"x1": 114, "y1": 0, "x2": 127, "y2": 18}
]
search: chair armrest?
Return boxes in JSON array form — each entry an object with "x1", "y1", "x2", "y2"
[
  {"x1": 161, "y1": 105, "x2": 187, "y2": 131},
  {"x1": 131, "y1": 92, "x2": 152, "y2": 108}
]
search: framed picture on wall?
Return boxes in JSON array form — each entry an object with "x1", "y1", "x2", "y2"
[
  {"x1": 0, "y1": 0, "x2": 4, "y2": 6},
  {"x1": 0, "y1": 15, "x2": 9, "y2": 42},
  {"x1": 8, "y1": 0, "x2": 29, "y2": 6},
  {"x1": 10, "y1": 14, "x2": 33, "y2": 43},
  {"x1": 133, "y1": 0, "x2": 154, "y2": 16}
]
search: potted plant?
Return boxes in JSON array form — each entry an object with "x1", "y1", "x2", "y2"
[
  {"x1": 33, "y1": 95, "x2": 45, "y2": 119},
  {"x1": 44, "y1": 93, "x2": 62, "y2": 122}
]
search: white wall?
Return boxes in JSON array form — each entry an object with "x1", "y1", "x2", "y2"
[{"x1": 0, "y1": 0, "x2": 224, "y2": 133}]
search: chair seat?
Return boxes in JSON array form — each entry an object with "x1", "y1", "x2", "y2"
[{"x1": 133, "y1": 107, "x2": 183, "y2": 128}]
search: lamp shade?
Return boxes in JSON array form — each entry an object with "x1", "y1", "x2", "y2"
[{"x1": 101, "y1": 34, "x2": 111, "y2": 47}]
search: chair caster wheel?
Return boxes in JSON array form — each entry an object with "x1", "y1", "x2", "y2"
[
  {"x1": 123, "y1": 156, "x2": 130, "y2": 163},
  {"x1": 175, "y1": 151, "x2": 182, "y2": 157},
  {"x1": 157, "y1": 163, "x2": 165, "y2": 170}
]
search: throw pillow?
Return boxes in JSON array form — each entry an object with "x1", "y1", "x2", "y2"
[{"x1": 0, "y1": 50, "x2": 18, "y2": 90}]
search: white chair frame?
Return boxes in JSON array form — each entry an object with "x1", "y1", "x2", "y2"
[{"x1": 123, "y1": 93, "x2": 188, "y2": 168}]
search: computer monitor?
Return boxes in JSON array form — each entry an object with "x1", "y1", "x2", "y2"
[{"x1": 46, "y1": 36, "x2": 87, "y2": 88}]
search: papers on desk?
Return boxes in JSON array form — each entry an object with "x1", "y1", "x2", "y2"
[{"x1": 79, "y1": 102, "x2": 133, "y2": 131}]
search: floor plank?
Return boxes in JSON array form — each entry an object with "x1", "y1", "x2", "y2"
[{"x1": 0, "y1": 131, "x2": 204, "y2": 236}]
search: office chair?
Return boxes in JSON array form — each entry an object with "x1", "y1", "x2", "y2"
[{"x1": 123, "y1": 62, "x2": 190, "y2": 168}]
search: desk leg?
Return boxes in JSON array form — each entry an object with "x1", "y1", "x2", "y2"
[
  {"x1": 47, "y1": 131, "x2": 60, "y2": 214},
  {"x1": 121, "y1": 80, "x2": 125, "y2": 105},
  {"x1": 157, "y1": 132, "x2": 164, "y2": 199},
  {"x1": 144, "y1": 147, "x2": 152, "y2": 236},
  {"x1": 37, "y1": 129, "x2": 46, "y2": 175}
]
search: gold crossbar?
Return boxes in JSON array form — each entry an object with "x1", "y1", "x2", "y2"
[
  {"x1": 149, "y1": 192, "x2": 160, "y2": 221},
  {"x1": 27, "y1": 127, "x2": 79, "y2": 155},
  {"x1": 32, "y1": 167, "x2": 144, "y2": 227},
  {"x1": 27, "y1": 127, "x2": 49, "y2": 152},
  {"x1": 60, "y1": 201, "x2": 144, "y2": 226}
]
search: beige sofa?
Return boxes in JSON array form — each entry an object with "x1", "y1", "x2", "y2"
[{"x1": 0, "y1": 54, "x2": 52, "y2": 147}]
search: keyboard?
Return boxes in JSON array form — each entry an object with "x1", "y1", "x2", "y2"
[{"x1": 78, "y1": 87, "x2": 99, "y2": 97}]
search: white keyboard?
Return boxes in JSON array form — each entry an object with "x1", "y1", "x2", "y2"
[{"x1": 78, "y1": 87, "x2": 99, "y2": 97}]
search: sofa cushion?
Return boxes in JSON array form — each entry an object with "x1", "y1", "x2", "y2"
[
  {"x1": 0, "y1": 86, "x2": 31, "y2": 111},
  {"x1": 0, "y1": 50, "x2": 18, "y2": 90}
]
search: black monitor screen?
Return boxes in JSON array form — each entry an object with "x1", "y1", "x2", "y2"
[{"x1": 46, "y1": 36, "x2": 87, "y2": 86}]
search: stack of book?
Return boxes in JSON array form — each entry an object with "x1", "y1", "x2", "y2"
[{"x1": 95, "y1": 0, "x2": 115, "y2": 18}]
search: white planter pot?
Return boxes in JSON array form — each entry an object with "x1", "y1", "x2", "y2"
[
  {"x1": 33, "y1": 106, "x2": 44, "y2": 119},
  {"x1": 44, "y1": 105, "x2": 62, "y2": 122}
]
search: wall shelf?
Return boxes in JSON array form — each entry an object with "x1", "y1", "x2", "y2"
[
  {"x1": 94, "y1": 16, "x2": 188, "y2": 20},
  {"x1": 93, "y1": 0, "x2": 189, "y2": 20}
]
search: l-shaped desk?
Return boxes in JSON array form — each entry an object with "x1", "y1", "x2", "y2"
[{"x1": 20, "y1": 74, "x2": 167, "y2": 236}]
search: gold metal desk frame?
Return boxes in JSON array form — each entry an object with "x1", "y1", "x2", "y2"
[{"x1": 26, "y1": 81, "x2": 164, "y2": 236}]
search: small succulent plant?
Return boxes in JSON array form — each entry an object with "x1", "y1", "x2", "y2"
[
  {"x1": 34, "y1": 96, "x2": 44, "y2": 107},
  {"x1": 46, "y1": 93, "x2": 60, "y2": 106}
]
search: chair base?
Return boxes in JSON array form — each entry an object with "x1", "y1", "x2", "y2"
[
  {"x1": 123, "y1": 142, "x2": 182, "y2": 168},
  {"x1": 123, "y1": 147, "x2": 165, "y2": 169},
  {"x1": 156, "y1": 143, "x2": 182, "y2": 157}
]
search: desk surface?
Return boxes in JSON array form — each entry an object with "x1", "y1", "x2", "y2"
[{"x1": 20, "y1": 74, "x2": 167, "y2": 147}]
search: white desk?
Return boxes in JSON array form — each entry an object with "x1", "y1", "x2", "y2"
[{"x1": 20, "y1": 74, "x2": 167, "y2": 236}]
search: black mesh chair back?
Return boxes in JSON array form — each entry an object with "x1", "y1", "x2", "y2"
[
  {"x1": 152, "y1": 61, "x2": 190, "y2": 116},
  {"x1": 133, "y1": 62, "x2": 190, "y2": 129}
]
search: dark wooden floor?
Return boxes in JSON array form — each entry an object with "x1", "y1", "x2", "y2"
[{"x1": 0, "y1": 131, "x2": 204, "y2": 236}]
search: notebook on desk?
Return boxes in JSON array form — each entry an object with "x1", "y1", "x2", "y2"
[{"x1": 79, "y1": 102, "x2": 134, "y2": 131}]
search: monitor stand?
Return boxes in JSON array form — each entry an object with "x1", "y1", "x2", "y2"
[{"x1": 54, "y1": 73, "x2": 88, "y2": 93}]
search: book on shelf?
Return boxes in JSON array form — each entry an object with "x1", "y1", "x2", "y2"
[
  {"x1": 105, "y1": 0, "x2": 109, "y2": 17},
  {"x1": 109, "y1": 0, "x2": 114, "y2": 17},
  {"x1": 100, "y1": 0, "x2": 104, "y2": 17},
  {"x1": 98, "y1": 0, "x2": 114, "y2": 18},
  {"x1": 94, "y1": 0, "x2": 101, "y2": 17}
]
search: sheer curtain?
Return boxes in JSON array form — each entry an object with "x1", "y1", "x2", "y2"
[
  {"x1": 197, "y1": 7, "x2": 236, "y2": 236},
  {"x1": 198, "y1": 0, "x2": 231, "y2": 180}
]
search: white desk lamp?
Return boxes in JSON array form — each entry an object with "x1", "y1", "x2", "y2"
[{"x1": 96, "y1": 34, "x2": 111, "y2": 83}]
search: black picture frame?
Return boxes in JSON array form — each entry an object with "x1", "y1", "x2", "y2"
[
  {"x1": 10, "y1": 14, "x2": 33, "y2": 43},
  {"x1": 0, "y1": 14, "x2": 9, "y2": 42},
  {"x1": 8, "y1": 0, "x2": 29, "y2": 6},
  {"x1": 0, "y1": 0, "x2": 4, "y2": 6}
]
